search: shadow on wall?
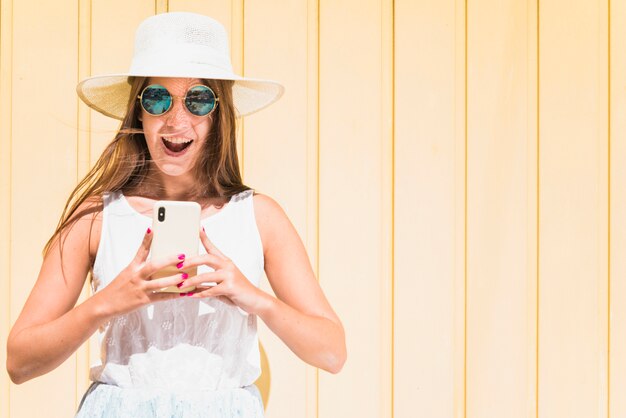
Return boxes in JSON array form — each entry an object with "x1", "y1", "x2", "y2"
[{"x1": 256, "y1": 343, "x2": 271, "y2": 408}]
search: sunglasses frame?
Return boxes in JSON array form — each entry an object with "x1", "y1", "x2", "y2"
[{"x1": 137, "y1": 84, "x2": 219, "y2": 117}]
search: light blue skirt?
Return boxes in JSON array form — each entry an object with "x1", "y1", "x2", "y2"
[{"x1": 75, "y1": 382, "x2": 264, "y2": 418}]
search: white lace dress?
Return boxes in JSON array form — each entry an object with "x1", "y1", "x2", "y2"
[{"x1": 75, "y1": 189, "x2": 265, "y2": 417}]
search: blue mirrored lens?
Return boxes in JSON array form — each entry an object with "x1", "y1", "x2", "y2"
[
  {"x1": 141, "y1": 85, "x2": 172, "y2": 115},
  {"x1": 185, "y1": 85, "x2": 216, "y2": 116}
]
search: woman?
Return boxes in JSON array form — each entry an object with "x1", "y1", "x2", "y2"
[{"x1": 7, "y1": 12, "x2": 346, "y2": 417}]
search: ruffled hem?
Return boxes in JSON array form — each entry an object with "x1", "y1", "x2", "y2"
[{"x1": 75, "y1": 382, "x2": 264, "y2": 418}]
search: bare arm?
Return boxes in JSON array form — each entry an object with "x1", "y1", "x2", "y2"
[
  {"x1": 7, "y1": 203, "x2": 103, "y2": 383},
  {"x1": 253, "y1": 194, "x2": 346, "y2": 373},
  {"x1": 185, "y1": 194, "x2": 346, "y2": 373},
  {"x1": 6, "y1": 201, "x2": 186, "y2": 384}
]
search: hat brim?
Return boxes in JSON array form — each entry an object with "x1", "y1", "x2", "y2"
[{"x1": 76, "y1": 74, "x2": 284, "y2": 120}]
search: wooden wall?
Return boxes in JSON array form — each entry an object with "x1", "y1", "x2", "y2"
[{"x1": 1, "y1": 1, "x2": 624, "y2": 417}]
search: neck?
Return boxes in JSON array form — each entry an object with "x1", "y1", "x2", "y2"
[{"x1": 141, "y1": 165, "x2": 201, "y2": 201}]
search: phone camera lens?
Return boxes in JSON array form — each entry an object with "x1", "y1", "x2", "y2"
[{"x1": 158, "y1": 207, "x2": 166, "y2": 222}]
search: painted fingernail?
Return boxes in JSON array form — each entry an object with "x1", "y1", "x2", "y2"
[
  {"x1": 185, "y1": 292, "x2": 194, "y2": 297},
  {"x1": 179, "y1": 292, "x2": 186, "y2": 296},
  {"x1": 176, "y1": 262, "x2": 184, "y2": 269},
  {"x1": 181, "y1": 272, "x2": 189, "y2": 280},
  {"x1": 146, "y1": 228, "x2": 152, "y2": 234},
  {"x1": 202, "y1": 226, "x2": 205, "y2": 232},
  {"x1": 177, "y1": 282, "x2": 184, "y2": 288},
  {"x1": 178, "y1": 254, "x2": 185, "y2": 260}
]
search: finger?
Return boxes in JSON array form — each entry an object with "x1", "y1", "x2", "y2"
[
  {"x1": 148, "y1": 292, "x2": 182, "y2": 303},
  {"x1": 145, "y1": 271, "x2": 189, "y2": 291},
  {"x1": 141, "y1": 253, "x2": 187, "y2": 279},
  {"x1": 184, "y1": 271, "x2": 222, "y2": 288},
  {"x1": 133, "y1": 227, "x2": 154, "y2": 263},
  {"x1": 188, "y1": 285, "x2": 221, "y2": 299},
  {"x1": 200, "y1": 228, "x2": 227, "y2": 259},
  {"x1": 188, "y1": 291, "x2": 248, "y2": 316},
  {"x1": 188, "y1": 290, "x2": 237, "y2": 309},
  {"x1": 182, "y1": 252, "x2": 224, "y2": 271}
]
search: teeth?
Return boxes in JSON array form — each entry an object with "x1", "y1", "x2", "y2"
[{"x1": 162, "y1": 137, "x2": 193, "y2": 144}]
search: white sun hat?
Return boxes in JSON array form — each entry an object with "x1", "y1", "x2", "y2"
[{"x1": 77, "y1": 12, "x2": 284, "y2": 119}]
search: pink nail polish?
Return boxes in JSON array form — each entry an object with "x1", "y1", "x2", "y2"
[
  {"x1": 146, "y1": 228, "x2": 152, "y2": 234},
  {"x1": 176, "y1": 262, "x2": 184, "y2": 269},
  {"x1": 178, "y1": 254, "x2": 185, "y2": 260},
  {"x1": 181, "y1": 272, "x2": 189, "y2": 280},
  {"x1": 177, "y1": 282, "x2": 184, "y2": 288},
  {"x1": 202, "y1": 226, "x2": 205, "y2": 232},
  {"x1": 185, "y1": 292, "x2": 194, "y2": 297}
]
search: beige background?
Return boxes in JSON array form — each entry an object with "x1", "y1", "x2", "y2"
[{"x1": 1, "y1": 0, "x2": 625, "y2": 417}]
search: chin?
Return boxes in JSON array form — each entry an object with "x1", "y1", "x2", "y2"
[{"x1": 156, "y1": 162, "x2": 193, "y2": 178}]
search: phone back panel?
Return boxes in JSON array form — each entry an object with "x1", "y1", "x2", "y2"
[{"x1": 150, "y1": 201, "x2": 200, "y2": 292}]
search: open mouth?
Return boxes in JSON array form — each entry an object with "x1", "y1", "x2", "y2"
[{"x1": 161, "y1": 137, "x2": 193, "y2": 154}]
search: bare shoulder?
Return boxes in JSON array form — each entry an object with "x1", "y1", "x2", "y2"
[
  {"x1": 251, "y1": 192, "x2": 338, "y2": 321},
  {"x1": 252, "y1": 192, "x2": 286, "y2": 223},
  {"x1": 252, "y1": 193, "x2": 293, "y2": 254},
  {"x1": 72, "y1": 195, "x2": 104, "y2": 223},
  {"x1": 60, "y1": 195, "x2": 104, "y2": 263}
]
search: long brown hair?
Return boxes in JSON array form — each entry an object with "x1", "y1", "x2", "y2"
[{"x1": 44, "y1": 76, "x2": 249, "y2": 256}]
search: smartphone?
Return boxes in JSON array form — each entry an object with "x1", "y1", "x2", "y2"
[{"x1": 150, "y1": 200, "x2": 200, "y2": 293}]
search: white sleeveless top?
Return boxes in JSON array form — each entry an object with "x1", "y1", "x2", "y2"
[{"x1": 90, "y1": 189, "x2": 264, "y2": 391}]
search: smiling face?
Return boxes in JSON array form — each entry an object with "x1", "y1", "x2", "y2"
[{"x1": 140, "y1": 77, "x2": 213, "y2": 180}]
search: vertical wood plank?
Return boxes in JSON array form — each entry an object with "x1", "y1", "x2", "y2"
[
  {"x1": 230, "y1": 0, "x2": 245, "y2": 175},
  {"x1": 229, "y1": 0, "x2": 244, "y2": 78},
  {"x1": 0, "y1": 0, "x2": 13, "y2": 416},
  {"x1": 539, "y1": 0, "x2": 609, "y2": 416},
  {"x1": 243, "y1": 0, "x2": 310, "y2": 416},
  {"x1": 455, "y1": 0, "x2": 467, "y2": 416},
  {"x1": 609, "y1": 0, "x2": 626, "y2": 415},
  {"x1": 305, "y1": 1, "x2": 320, "y2": 416},
  {"x1": 74, "y1": 0, "x2": 93, "y2": 407},
  {"x1": 527, "y1": 1, "x2": 539, "y2": 416},
  {"x1": 381, "y1": 0, "x2": 393, "y2": 414},
  {"x1": 9, "y1": 0, "x2": 79, "y2": 416},
  {"x1": 394, "y1": 1, "x2": 459, "y2": 417},
  {"x1": 318, "y1": 0, "x2": 387, "y2": 416},
  {"x1": 466, "y1": 0, "x2": 537, "y2": 416}
]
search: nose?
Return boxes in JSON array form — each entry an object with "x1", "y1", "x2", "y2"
[{"x1": 164, "y1": 97, "x2": 189, "y2": 128}]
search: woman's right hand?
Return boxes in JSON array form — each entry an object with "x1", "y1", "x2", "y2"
[
  {"x1": 8, "y1": 213, "x2": 189, "y2": 384},
  {"x1": 93, "y1": 228, "x2": 187, "y2": 318}
]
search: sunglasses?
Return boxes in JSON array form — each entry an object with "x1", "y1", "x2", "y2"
[{"x1": 138, "y1": 84, "x2": 219, "y2": 117}]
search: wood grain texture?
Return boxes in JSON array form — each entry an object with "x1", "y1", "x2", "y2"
[
  {"x1": 538, "y1": 0, "x2": 609, "y2": 416},
  {"x1": 1, "y1": 1, "x2": 620, "y2": 416}
]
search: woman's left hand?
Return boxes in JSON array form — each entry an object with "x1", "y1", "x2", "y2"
[{"x1": 182, "y1": 228, "x2": 269, "y2": 315}]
